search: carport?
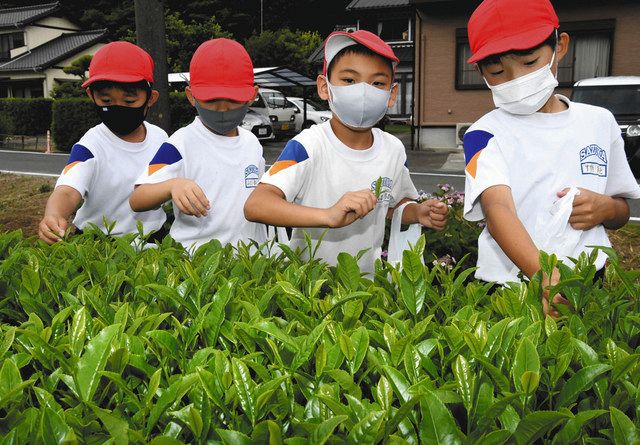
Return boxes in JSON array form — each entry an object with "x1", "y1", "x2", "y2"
[{"x1": 168, "y1": 66, "x2": 318, "y2": 123}]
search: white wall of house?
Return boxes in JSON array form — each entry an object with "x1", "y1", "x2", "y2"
[
  {"x1": 23, "y1": 17, "x2": 79, "y2": 51},
  {"x1": 42, "y1": 42, "x2": 103, "y2": 97}
]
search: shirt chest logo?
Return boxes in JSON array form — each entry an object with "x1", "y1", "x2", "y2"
[
  {"x1": 579, "y1": 144, "x2": 607, "y2": 177},
  {"x1": 245, "y1": 164, "x2": 259, "y2": 188},
  {"x1": 371, "y1": 176, "x2": 393, "y2": 203}
]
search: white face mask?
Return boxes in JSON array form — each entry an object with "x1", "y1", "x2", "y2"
[
  {"x1": 325, "y1": 79, "x2": 392, "y2": 128},
  {"x1": 484, "y1": 51, "x2": 558, "y2": 115}
]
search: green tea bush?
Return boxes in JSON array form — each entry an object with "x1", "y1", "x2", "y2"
[
  {"x1": 0, "y1": 98, "x2": 52, "y2": 135},
  {"x1": 0, "y1": 229, "x2": 638, "y2": 444}
]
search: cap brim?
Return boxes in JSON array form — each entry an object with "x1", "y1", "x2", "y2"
[
  {"x1": 190, "y1": 84, "x2": 256, "y2": 102},
  {"x1": 467, "y1": 24, "x2": 555, "y2": 64},
  {"x1": 82, "y1": 73, "x2": 150, "y2": 87},
  {"x1": 323, "y1": 31, "x2": 400, "y2": 75}
]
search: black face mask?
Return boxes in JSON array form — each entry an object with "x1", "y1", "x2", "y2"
[{"x1": 95, "y1": 102, "x2": 148, "y2": 136}]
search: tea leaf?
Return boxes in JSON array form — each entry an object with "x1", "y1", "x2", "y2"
[
  {"x1": 419, "y1": 390, "x2": 465, "y2": 444},
  {"x1": 513, "y1": 411, "x2": 569, "y2": 445},
  {"x1": 374, "y1": 176, "x2": 383, "y2": 199},
  {"x1": 610, "y1": 406, "x2": 639, "y2": 445},
  {"x1": 556, "y1": 364, "x2": 611, "y2": 408},
  {"x1": 75, "y1": 323, "x2": 120, "y2": 402},
  {"x1": 309, "y1": 415, "x2": 348, "y2": 445}
]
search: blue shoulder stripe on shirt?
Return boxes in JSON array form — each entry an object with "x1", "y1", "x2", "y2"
[
  {"x1": 276, "y1": 139, "x2": 309, "y2": 163},
  {"x1": 463, "y1": 130, "x2": 494, "y2": 165},
  {"x1": 149, "y1": 142, "x2": 183, "y2": 166},
  {"x1": 67, "y1": 144, "x2": 94, "y2": 165}
]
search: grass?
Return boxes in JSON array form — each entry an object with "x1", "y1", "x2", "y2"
[{"x1": 2, "y1": 172, "x2": 640, "y2": 271}]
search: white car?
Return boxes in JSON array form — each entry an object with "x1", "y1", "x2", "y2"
[
  {"x1": 241, "y1": 109, "x2": 275, "y2": 141},
  {"x1": 251, "y1": 88, "x2": 297, "y2": 140},
  {"x1": 288, "y1": 97, "x2": 332, "y2": 130}
]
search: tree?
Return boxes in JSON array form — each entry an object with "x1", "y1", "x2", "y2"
[
  {"x1": 62, "y1": 54, "x2": 92, "y2": 82},
  {"x1": 244, "y1": 28, "x2": 322, "y2": 75},
  {"x1": 164, "y1": 12, "x2": 233, "y2": 73}
]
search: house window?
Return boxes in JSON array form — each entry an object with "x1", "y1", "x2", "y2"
[
  {"x1": 455, "y1": 20, "x2": 614, "y2": 90},
  {"x1": 556, "y1": 24, "x2": 613, "y2": 86},
  {"x1": 0, "y1": 32, "x2": 26, "y2": 61},
  {"x1": 358, "y1": 17, "x2": 411, "y2": 41},
  {"x1": 455, "y1": 36, "x2": 485, "y2": 89},
  {"x1": 379, "y1": 18, "x2": 410, "y2": 41},
  {"x1": 388, "y1": 72, "x2": 413, "y2": 117}
]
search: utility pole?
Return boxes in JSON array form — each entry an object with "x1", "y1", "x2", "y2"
[
  {"x1": 134, "y1": 0, "x2": 171, "y2": 133},
  {"x1": 260, "y1": 0, "x2": 264, "y2": 34}
]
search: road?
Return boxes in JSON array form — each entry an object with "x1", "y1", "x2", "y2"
[{"x1": 1, "y1": 146, "x2": 638, "y2": 220}]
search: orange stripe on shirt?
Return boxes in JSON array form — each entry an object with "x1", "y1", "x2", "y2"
[
  {"x1": 148, "y1": 163, "x2": 168, "y2": 175},
  {"x1": 268, "y1": 160, "x2": 297, "y2": 176},
  {"x1": 63, "y1": 161, "x2": 80, "y2": 174},
  {"x1": 465, "y1": 150, "x2": 482, "y2": 178}
]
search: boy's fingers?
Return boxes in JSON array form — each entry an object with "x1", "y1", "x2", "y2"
[
  {"x1": 192, "y1": 186, "x2": 210, "y2": 209},
  {"x1": 187, "y1": 190, "x2": 208, "y2": 216},
  {"x1": 176, "y1": 196, "x2": 195, "y2": 216}
]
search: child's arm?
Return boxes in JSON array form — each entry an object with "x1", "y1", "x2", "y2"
[
  {"x1": 482, "y1": 185, "x2": 569, "y2": 317},
  {"x1": 130, "y1": 178, "x2": 210, "y2": 217},
  {"x1": 557, "y1": 187, "x2": 630, "y2": 230},
  {"x1": 393, "y1": 198, "x2": 448, "y2": 231},
  {"x1": 38, "y1": 186, "x2": 82, "y2": 244},
  {"x1": 244, "y1": 183, "x2": 377, "y2": 228}
]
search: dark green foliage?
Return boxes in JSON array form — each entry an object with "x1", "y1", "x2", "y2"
[
  {"x1": 51, "y1": 98, "x2": 100, "y2": 152},
  {"x1": 50, "y1": 81, "x2": 86, "y2": 99},
  {"x1": 244, "y1": 28, "x2": 323, "y2": 75},
  {"x1": 169, "y1": 92, "x2": 197, "y2": 134},
  {"x1": 0, "y1": 228, "x2": 638, "y2": 443},
  {"x1": 0, "y1": 98, "x2": 53, "y2": 136}
]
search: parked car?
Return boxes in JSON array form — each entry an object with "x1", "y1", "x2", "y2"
[
  {"x1": 250, "y1": 88, "x2": 297, "y2": 140},
  {"x1": 571, "y1": 76, "x2": 640, "y2": 176},
  {"x1": 288, "y1": 97, "x2": 332, "y2": 129},
  {"x1": 240, "y1": 108, "x2": 274, "y2": 141}
]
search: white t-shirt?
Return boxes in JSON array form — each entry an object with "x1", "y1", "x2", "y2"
[
  {"x1": 56, "y1": 122, "x2": 168, "y2": 236},
  {"x1": 135, "y1": 117, "x2": 267, "y2": 251},
  {"x1": 463, "y1": 95, "x2": 640, "y2": 283},
  {"x1": 260, "y1": 121, "x2": 418, "y2": 273}
]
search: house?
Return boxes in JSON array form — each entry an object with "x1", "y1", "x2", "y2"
[
  {"x1": 0, "y1": 2, "x2": 107, "y2": 98},
  {"x1": 309, "y1": 0, "x2": 415, "y2": 121},
  {"x1": 413, "y1": 0, "x2": 640, "y2": 149}
]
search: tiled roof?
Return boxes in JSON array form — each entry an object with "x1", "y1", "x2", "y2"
[
  {"x1": 0, "y1": 30, "x2": 107, "y2": 72},
  {"x1": 346, "y1": 0, "x2": 410, "y2": 10},
  {"x1": 0, "y1": 2, "x2": 59, "y2": 28}
]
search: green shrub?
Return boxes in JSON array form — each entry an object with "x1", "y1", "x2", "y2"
[
  {"x1": 169, "y1": 91, "x2": 196, "y2": 134},
  {"x1": 0, "y1": 229, "x2": 638, "y2": 443},
  {"x1": 50, "y1": 94, "x2": 195, "y2": 152},
  {"x1": 50, "y1": 98, "x2": 100, "y2": 152},
  {"x1": 0, "y1": 98, "x2": 52, "y2": 135}
]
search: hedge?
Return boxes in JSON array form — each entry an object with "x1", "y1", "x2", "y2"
[
  {"x1": 50, "y1": 93, "x2": 197, "y2": 152},
  {"x1": 51, "y1": 98, "x2": 100, "y2": 152},
  {"x1": 0, "y1": 98, "x2": 52, "y2": 135}
]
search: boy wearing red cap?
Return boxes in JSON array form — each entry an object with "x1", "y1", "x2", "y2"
[
  {"x1": 462, "y1": 0, "x2": 640, "y2": 314},
  {"x1": 244, "y1": 30, "x2": 448, "y2": 273},
  {"x1": 130, "y1": 39, "x2": 267, "y2": 251},
  {"x1": 38, "y1": 41, "x2": 167, "y2": 244}
]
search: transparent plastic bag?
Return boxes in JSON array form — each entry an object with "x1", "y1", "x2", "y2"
[
  {"x1": 535, "y1": 186, "x2": 582, "y2": 259},
  {"x1": 387, "y1": 202, "x2": 424, "y2": 267}
]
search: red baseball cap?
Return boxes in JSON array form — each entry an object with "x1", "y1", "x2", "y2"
[
  {"x1": 323, "y1": 30, "x2": 399, "y2": 75},
  {"x1": 189, "y1": 38, "x2": 255, "y2": 102},
  {"x1": 467, "y1": 0, "x2": 559, "y2": 64},
  {"x1": 82, "y1": 41, "x2": 154, "y2": 87}
]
